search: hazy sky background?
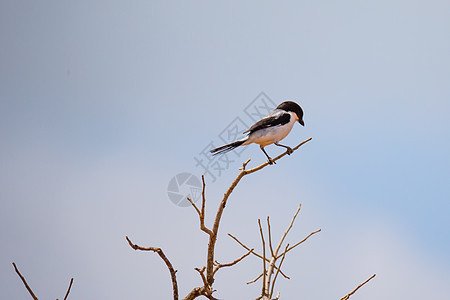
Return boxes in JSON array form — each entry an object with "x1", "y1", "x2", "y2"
[{"x1": 1, "y1": 1, "x2": 449, "y2": 299}]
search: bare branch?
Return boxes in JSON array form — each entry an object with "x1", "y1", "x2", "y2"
[
  {"x1": 205, "y1": 138, "x2": 312, "y2": 286},
  {"x1": 213, "y1": 248, "x2": 254, "y2": 275},
  {"x1": 183, "y1": 287, "x2": 205, "y2": 300},
  {"x1": 187, "y1": 196, "x2": 201, "y2": 217},
  {"x1": 200, "y1": 175, "x2": 210, "y2": 234},
  {"x1": 187, "y1": 176, "x2": 213, "y2": 236},
  {"x1": 63, "y1": 278, "x2": 74, "y2": 300},
  {"x1": 270, "y1": 244, "x2": 289, "y2": 298},
  {"x1": 144, "y1": 138, "x2": 311, "y2": 299},
  {"x1": 230, "y1": 202, "x2": 322, "y2": 300},
  {"x1": 12, "y1": 262, "x2": 38, "y2": 300},
  {"x1": 227, "y1": 233, "x2": 290, "y2": 280},
  {"x1": 239, "y1": 158, "x2": 252, "y2": 170},
  {"x1": 258, "y1": 219, "x2": 267, "y2": 296},
  {"x1": 276, "y1": 229, "x2": 322, "y2": 259},
  {"x1": 247, "y1": 273, "x2": 263, "y2": 285},
  {"x1": 187, "y1": 193, "x2": 201, "y2": 213},
  {"x1": 206, "y1": 169, "x2": 245, "y2": 284},
  {"x1": 228, "y1": 233, "x2": 254, "y2": 253},
  {"x1": 194, "y1": 267, "x2": 208, "y2": 287},
  {"x1": 13, "y1": 262, "x2": 74, "y2": 300},
  {"x1": 273, "y1": 203, "x2": 301, "y2": 257},
  {"x1": 187, "y1": 198, "x2": 213, "y2": 236},
  {"x1": 267, "y1": 216, "x2": 275, "y2": 257},
  {"x1": 340, "y1": 274, "x2": 376, "y2": 300},
  {"x1": 244, "y1": 137, "x2": 312, "y2": 174},
  {"x1": 126, "y1": 236, "x2": 179, "y2": 300},
  {"x1": 184, "y1": 276, "x2": 218, "y2": 300}
]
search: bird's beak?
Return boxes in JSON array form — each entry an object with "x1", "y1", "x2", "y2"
[{"x1": 299, "y1": 120, "x2": 304, "y2": 126}]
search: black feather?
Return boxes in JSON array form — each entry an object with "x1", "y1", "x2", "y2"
[
  {"x1": 210, "y1": 140, "x2": 246, "y2": 156},
  {"x1": 243, "y1": 112, "x2": 291, "y2": 134}
]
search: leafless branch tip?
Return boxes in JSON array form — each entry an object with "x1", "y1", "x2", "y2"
[
  {"x1": 340, "y1": 274, "x2": 377, "y2": 300},
  {"x1": 125, "y1": 236, "x2": 179, "y2": 300},
  {"x1": 12, "y1": 262, "x2": 38, "y2": 300}
]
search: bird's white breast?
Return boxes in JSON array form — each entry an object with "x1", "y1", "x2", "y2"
[{"x1": 246, "y1": 112, "x2": 297, "y2": 147}]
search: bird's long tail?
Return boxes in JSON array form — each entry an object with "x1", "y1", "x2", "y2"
[{"x1": 210, "y1": 138, "x2": 247, "y2": 156}]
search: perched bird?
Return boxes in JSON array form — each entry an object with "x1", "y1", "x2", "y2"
[{"x1": 210, "y1": 101, "x2": 304, "y2": 164}]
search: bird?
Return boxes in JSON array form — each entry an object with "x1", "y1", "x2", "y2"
[{"x1": 210, "y1": 101, "x2": 304, "y2": 165}]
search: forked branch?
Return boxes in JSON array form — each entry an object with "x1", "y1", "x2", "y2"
[
  {"x1": 276, "y1": 229, "x2": 322, "y2": 259},
  {"x1": 213, "y1": 248, "x2": 254, "y2": 275},
  {"x1": 127, "y1": 137, "x2": 312, "y2": 300},
  {"x1": 270, "y1": 244, "x2": 289, "y2": 298},
  {"x1": 12, "y1": 262, "x2": 74, "y2": 300},
  {"x1": 204, "y1": 138, "x2": 312, "y2": 286},
  {"x1": 125, "y1": 236, "x2": 179, "y2": 300},
  {"x1": 228, "y1": 233, "x2": 290, "y2": 280},
  {"x1": 184, "y1": 137, "x2": 312, "y2": 298},
  {"x1": 187, "y1": 175, "x2": 213, "y2": 236},
  {"x1": 228, "y1": 203, "x2": 321, "y2": 299}
]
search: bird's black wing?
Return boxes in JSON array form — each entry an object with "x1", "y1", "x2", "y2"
[{"x1": 243, "y1": 111, "x2": 291, "y2": 134}]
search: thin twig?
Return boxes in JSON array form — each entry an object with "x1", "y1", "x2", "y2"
[
  {"x1": 258, "y1": 219, "x2": 267, "y2": 297},
  {"x1": 186, "y1": 196, "x2": 201, "y2": 218},
  {"x1": 12, "y1": 262, "x2": 38, "y2": 300},
  {"x1": 126, "y1": 236, "x2": 179, "y2": 300},
  {"x1": 200, "y1": 175, "x2": 211, "y2": 235},
  {"x1": 276, "y1": 229, "x2": 322, "y2": 259},
  {"x1": 194, "y1": 267, "x2": 208, "y2": 287},
  {"x1": 187, "y1": 197, "x2": 213, "y2": 236},
  {"x1": 185, "y1": 268, "x2": 218, "y2": 300},
  {"x1": 247, "y1": 273, "x2": 263, "y2": 285},
  {"x1": 63, "y1": 278, "x2": 74, "y2": 300},
  {"x1": 273, "y1": 203, "x2": 301, "y2": 257},
  {"x1": 227, "y1": 233, "x2": 290, "y2": 280},
  {"x1": 187, "y1": 175, "x2": 213, "y2": 236},
  {"x1": 244, "y1": 137, "x2": 312, "y2": 174},
  {"x1": 239, "y1": 158, "x2": 252, "y2": 170},
  {"x1": 270, "y1": 244, "x2": 289, "y2": 298},
  {"x1": 213, "y1": 248, "x2": 254, "y2": 275},
  {"x1": 230, "y1": 200, "x2": 322, "y2": 299},
  {"x1": 340, "y1": 274, "x2": 377, "y2": 300},
  {"x1": 267, "y1": 216, "x2": 275, "y2": 257},
  {"x1": 187, "y1": 137, "x2": 311, "y2": 296}
]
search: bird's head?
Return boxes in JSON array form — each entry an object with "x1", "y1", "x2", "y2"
[{"x1": 277, "y1": 101, "x2": 304, "y2": 126}]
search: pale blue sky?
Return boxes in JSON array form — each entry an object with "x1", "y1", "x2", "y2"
[{"x1": 1, "y1": 1, "x2": 449, "y2": 299}]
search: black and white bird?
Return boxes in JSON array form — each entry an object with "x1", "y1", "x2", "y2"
[{"x1": 210, "y1": 101, "x2": 304, "y2": 165}]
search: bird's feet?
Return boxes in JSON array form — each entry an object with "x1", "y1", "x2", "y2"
[
  {"x1": 268, "y1": 158, "x2": 276, "y2": 165},
  {"x1": 286, "y1": 147, "x2": 293, "y2": 155}
]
